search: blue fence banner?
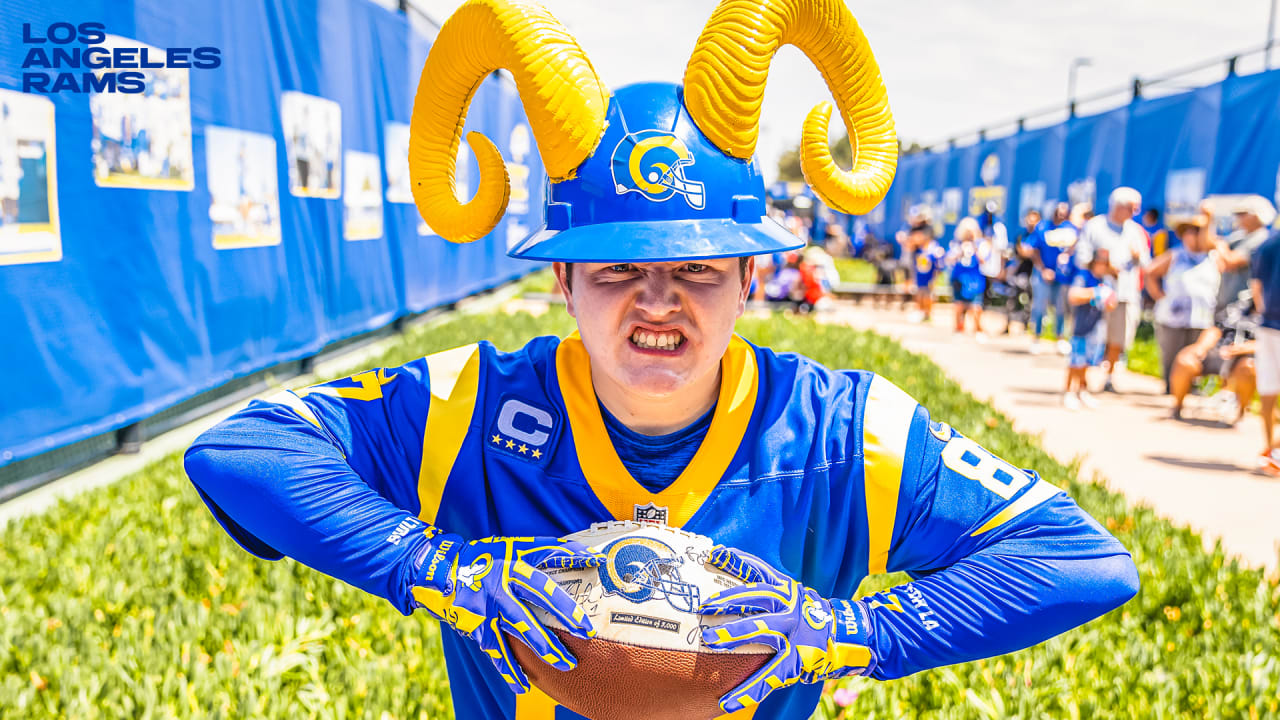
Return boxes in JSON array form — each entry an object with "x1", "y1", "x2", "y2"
[
  {"x1": 0, "y1": 0, "x2": 544, "y2": 465},
  {"x1": 874, "y1": 68, "x2": 1280, "y2": 247}
]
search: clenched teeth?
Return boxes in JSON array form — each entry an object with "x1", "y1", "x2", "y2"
[{"x1": 630, "y1": 329, "x2": 685, "y2": 350}]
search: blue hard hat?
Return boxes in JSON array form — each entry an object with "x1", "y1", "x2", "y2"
[{"x1": 508, "y1": 82, "x2": 802, "y2": 262}]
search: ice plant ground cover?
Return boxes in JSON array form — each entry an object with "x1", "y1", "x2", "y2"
[{"x1": 0, "y1": 306, "x2": 1276, "y2": 719}]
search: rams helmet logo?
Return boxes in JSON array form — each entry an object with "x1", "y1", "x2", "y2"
[
  {"x1": 611, "y1": 130, "x2": 706, "y2": 210},
  {"x1": 598, "y1": 536, "x2": 701, "y2": 612}
]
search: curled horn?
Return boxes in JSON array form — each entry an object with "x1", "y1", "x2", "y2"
[
  {"x1": 683, "y1": 0, "x2": 897, "y2": 214},
  {"x1": 409, "y1": 0, "x2": 609, "y2": 243}
]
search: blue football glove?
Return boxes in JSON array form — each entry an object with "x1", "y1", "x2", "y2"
[
  {"x1": 698, "y1": 546, "x2": 876, "y2": 713},
  {"x1": 410, "y1": 530, "x2": 602, "y2": 693}
]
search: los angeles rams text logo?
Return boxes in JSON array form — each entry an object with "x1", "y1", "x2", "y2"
[{"x1": 611, "y1": 130, "x2": 705, "y2": 210}]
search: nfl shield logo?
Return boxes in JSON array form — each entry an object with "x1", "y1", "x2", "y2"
[{"x1": 633, "y1": 502, "x2": 668, "y2": 524}]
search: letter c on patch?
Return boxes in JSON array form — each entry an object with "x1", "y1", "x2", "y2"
[{"x1": 497, "y1": 399, "x2": 552, "y2": 446}]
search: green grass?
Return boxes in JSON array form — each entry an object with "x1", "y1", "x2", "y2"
[
  {"x1": 2, "y1": 309, "x2": 1277, "y2": 718},
  {"x1": 833, "y1": 257, "x2": 877, "y2": 285}
]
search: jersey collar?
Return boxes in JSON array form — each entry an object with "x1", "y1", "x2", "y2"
[{"x1": 555, "y1": 332, "x2": 758, "y2": 527}]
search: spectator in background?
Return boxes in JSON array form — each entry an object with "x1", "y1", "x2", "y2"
[
  {"x1": 1064, "y1": 248, "x2": 1117, "y2": 410},
  {"x1": 949, "y1": 217, "x2": 989, "y2": 335},
  {"x1": 802, "y1": 244, "x2": 840, "y2": 303},
  {"x1": 977, "y1": 201, "x2": 1010, "y2": 307},
  {"x1": 911, "y1": 223, "x2": 945, "y2": 322},
  {"x1": 765, "y1": 252, "x2": 804, "y2": 306},
  {"x1": 1030, "y1": 202, "x2": 1079, "y2": 354},
  {"x1": 1075, "y1": 187, "x2": 1150, "y2": 392},
  {"x1": 1249, "y1": 227, "x2": 1280, "y2": 476},
  {"x1": 1169, "y1": 289, "x2": 1258, "y2": 426},
  {"x1": 1216, "y1": 195, "x2": 1276, "y2": 315},
  {"x1": 1069, "y1": 202, "x2": 1094, "y2": 230},
  {"x1": 1142, "y1": 207, "x2": 1173, "y2": 256},
  {"x1": 1003, "y1": 209, "x2": 1041, "y2": 332},
  {"x1": 1145, "y1": 213, "x2": 1224, "y2": 403}
]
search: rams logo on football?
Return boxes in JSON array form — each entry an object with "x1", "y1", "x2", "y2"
[
  {"x1": 611, "y1": 130, "x2": 706, "y2": 210},
  {"x1": 598, "y1": 536, "x2": 701, "y2": 612}
]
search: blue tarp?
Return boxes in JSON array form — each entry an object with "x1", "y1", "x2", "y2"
[
  {"x1": 0, "y1": 0, "x2": 544, "y2": 465},
  {"x1": 874, "y1": 69, "x2": 1280, "y2": 244}
]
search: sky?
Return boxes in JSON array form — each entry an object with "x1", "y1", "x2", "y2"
[{"x1": 408, "y1": 0, "x2": 1278, "y2": 182}]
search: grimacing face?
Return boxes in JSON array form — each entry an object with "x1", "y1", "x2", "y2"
[{"x1": 555, "y1": 258, "x2": 753, "y2": 400}]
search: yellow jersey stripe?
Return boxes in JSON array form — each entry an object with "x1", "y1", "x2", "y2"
[
  {"x1": 264, "y1": 389, "x2": 323, "y2": 429},
  {"x1": 970, "y1": 480, "x2": 1062, "y2": 537},
  {"x1": 514, "y1": 687, "x2": 557, "y2": 719},
  {"x1": 862, "y1": 375, "x2": 918, "y2": 575},
  {"x1": 417, "y1": 344, "x2": 482, "y2": 525},
  {"x1": 556, "y1": 333, "x2": 758, "y2": 527}
]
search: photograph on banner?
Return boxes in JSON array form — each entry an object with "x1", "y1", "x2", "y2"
[
  {"x1": 419, "y1": 140, "x2": 470, "y2": 236},
  {"x1": 0, "y1": 90, "x2": 60, "y2": 266},
  {"x1": 89, "y1": 35, "x2": 193, "y2": 191},
  {"x1": 344, "y1": 151, "x2": 383, "y2": 241},
  {"x1": 205, "y1": 126, "x2": 280, "y2": 250},
  {"x1": 1018, "y1": 181, "x2": 1046, "y2": 220},
  {"x1": 968, "y1": 186, "x2": 1006, "y2": 216},
  {"x1": 941, "y1": 188, "x2": 962, "y2": 225},
  {"x1": 384, "y1": 122, "x2": 413, "y2": 205},
  {"x1": 282, "y1": 91, "x2": 341, "y2": 198},
  {"x1": 1066, "y1": 177, "x2": 1096, "y2": 210},
  {"x1": 1165, "y1": 168, "x2": 1206, "y2": 227}
]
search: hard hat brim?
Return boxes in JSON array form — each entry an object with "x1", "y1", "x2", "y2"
[{"x1": 508, "y1": 216, "x2": 804, "y2": 262}]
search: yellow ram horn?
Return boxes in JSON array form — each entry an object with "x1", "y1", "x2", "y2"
[
  {"x1": 408, "y1": 0, "x2": 609, "y2": 243},
  {"x1": 683, "y1": 0, "x2": 897, "y2": 214}
]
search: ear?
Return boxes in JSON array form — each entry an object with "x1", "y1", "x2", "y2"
[
  {"x1": 553, "y1": 262, "x2": 577, "y2": 318},
  {"x1": 736, "y1": 257, "x2": 755, "y2": 317}
]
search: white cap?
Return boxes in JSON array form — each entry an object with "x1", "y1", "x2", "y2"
[{"x1": 1232, "y1": 195, "x2": 1277, "y2": 226}]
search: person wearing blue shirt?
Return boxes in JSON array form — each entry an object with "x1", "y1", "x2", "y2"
[
  {"x1": 181, "y1": 2, "x2": 1139, "y2": 718},
  {"x1": 1249, "y1": 229, "x2": 1280, "y2": 476},
  {"x1": 1030, "y1": 202, "x2": 1079, "y2": 354},
  {"x1": 912, "y1": 225, "x2": 946, "y2": 321},
  {"x1": 948, "y1": 218, "x2": 989, "y2": 334},
  {"x1": 1064, "y1": 249, "x2": 1117, "y2": 410}
]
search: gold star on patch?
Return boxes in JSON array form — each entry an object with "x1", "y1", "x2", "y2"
[
  {"x1": 518, "y1": 444, "x2": 528, "y2": 454},
  {"x1": 506, "y1": 439, "x2": 515, "y2": 449},
  {"x1": 531, "y1": 449, "x2": 542, "y2": 459},
  {"x1": 491, "y1": 434, "x2": 501, "y2": 444}
]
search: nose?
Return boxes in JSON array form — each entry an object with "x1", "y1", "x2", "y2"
[{"x1": 633, "y1": 269, "x2": 681, "y2": 318}]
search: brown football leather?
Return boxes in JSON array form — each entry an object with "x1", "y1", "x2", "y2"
[{"x1": 508, "y1": 629, "x2": 774, "y2": 720}]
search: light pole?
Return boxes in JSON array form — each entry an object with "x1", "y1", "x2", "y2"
[
  {"x1": 1268, "y1": 0, "x2": 1277, "y2": 68},
  {"x1": 1068, "y1": 57, "x2": 1092, "y2": 117}
]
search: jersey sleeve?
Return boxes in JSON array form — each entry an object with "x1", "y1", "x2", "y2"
[
  {"x1": 855, "y1": 374, "x2": 1138, "y2": 680},
  {"x1": 183, "y1": 347, "x2": 479, "y2": 615}
]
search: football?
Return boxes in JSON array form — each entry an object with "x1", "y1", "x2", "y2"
[{"x1": 507, "y1": 521, "x2": 774, "y2": 720}]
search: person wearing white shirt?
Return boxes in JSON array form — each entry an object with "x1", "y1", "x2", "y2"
[{"x1": 1075, "y1": 187, "x2": 1151, "y2": 392}]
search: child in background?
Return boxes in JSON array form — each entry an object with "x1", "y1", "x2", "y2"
[
  {"x1": 1064, "y1": 248, "x2": 1117, "y2": 410},
  {"x1": 949, "y1": 218, "x2": 989, "y2": 334},
  {"x1": 912, "y1": 225, "x2": 945, "y2": 322}
]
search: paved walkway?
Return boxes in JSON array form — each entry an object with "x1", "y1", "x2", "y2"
[{"x1": 824, "y1": 302, "x2": 1280, "y2": 572}]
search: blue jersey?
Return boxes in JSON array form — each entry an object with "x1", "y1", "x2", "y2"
[
  {"x1": 948, "y1": 248, "x2": 986, "y2": 303},
  {"x1": 1071, "y1": 269, "x2": 1106, "y2": 338},
  {"x1": 185, "y1": 334, "x2": 1136, "y2": 720},
  {"x1": 914, "y1": 242, "x2": 945, "y2": 287},
  {"x1": 1032, "y1": 220, "x2": 1079, "y2": 284}
]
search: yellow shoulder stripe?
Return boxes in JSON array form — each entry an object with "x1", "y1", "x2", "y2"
[
  {"x1": 265, "y1": 389, "x2": 323, "y2": 429},
  {"x1": 970, "y1": 479, "x2": 1062, "y2": 537},
  {"x1": 417, "y1": 344, "x2": 482, "y2": 526},
  {"x1": 862, "y1": 375, "x2": 918, "y2": 575}
]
